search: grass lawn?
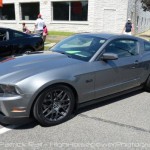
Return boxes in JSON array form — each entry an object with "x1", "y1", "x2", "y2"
[
  {"x1": 44, "y1": 46, "x2": 50, "y2": 50},
  {"x1": 44, "y1": 31, "x2": 75, "y2": 48},
  {"x1": 48, "y1": 31, "x2": 75, "y2": 36},
  {"x1": 46, "y1": 31, "x2": 75, "y2": 43}
]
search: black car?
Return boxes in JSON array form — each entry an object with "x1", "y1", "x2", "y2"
[{"x1": 0, "y1": 28, "x2": 44, "y2": 57}]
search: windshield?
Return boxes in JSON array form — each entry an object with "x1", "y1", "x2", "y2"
[{"x1": 51, "y1": 35, "x2": 106, "y2": 61}]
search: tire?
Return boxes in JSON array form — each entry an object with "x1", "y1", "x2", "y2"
[
  {"x1": 33, "y1": 85, "x2": 75, "y2": 126},
  {"x1": 145, "y1": 75, "x2": 150, "y2": 91}
]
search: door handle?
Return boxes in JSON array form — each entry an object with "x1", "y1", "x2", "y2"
[
  {"x1": 132, "y1": 60, "x2": 139, "y2": 69},
  {"x1": 134, "y1": 60, "x2": 139, "y2": 65}
]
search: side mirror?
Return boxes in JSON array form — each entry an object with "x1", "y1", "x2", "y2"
[{"x1": 101, "y1": 53, "x2": 118, "y2": 60}]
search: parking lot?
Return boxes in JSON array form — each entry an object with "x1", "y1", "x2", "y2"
[{"x1": 0, "y1": 90, "x2": 150, "y2": 150}]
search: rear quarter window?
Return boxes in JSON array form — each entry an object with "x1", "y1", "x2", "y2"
[
  {"x1": 12, "y1": 31, "x2": 28, "y2": 39},
  {"x1": 144, "y1": 42, "x2": 150, "y2": 52}
]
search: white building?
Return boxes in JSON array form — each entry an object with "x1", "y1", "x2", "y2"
[{"x1": 0, "y1": 0, "x2": 150, "y2": 34}]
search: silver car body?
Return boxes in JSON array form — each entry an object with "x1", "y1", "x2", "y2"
[{"x1": 0, "y1": 33, "x2": 150, "y2": 124}]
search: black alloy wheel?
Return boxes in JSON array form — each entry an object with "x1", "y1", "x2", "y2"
[
  {"x1": 145, "y1": 75, "x2": 150, "y2": 91},
  {"x1": 33, "y1": 85, "x2": 75, "y2": 126}
]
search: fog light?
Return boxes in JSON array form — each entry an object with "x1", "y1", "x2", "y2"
[{"x1": 11, "y1": 107, "x2": 26, "y2": 112}]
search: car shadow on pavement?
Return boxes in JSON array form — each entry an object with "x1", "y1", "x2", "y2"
[
  {"x1": 0, "y1": 119, "x2": 38, "y2": 129},
  {"x1": 76, "y1": 89, "x2": 144, "y2": 115}
]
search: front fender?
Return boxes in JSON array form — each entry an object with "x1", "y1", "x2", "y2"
[{"x1": 16, "y1": 74, "x2": 78, "y2": 116}]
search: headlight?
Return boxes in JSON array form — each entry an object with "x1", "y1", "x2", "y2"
[{"x1": 0, "y1": 84, "x2": 21, "y2": 96}]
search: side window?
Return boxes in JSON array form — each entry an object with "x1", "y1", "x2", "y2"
[
  {"x1": 144, "y1": 42, "x2": 150, "y2": 52},
  {"x1": 0, "y1": 30, "x2": 7, "y2": 41},
  {"x1": 13, "y1": 31, "x2": 26, "y2": 38},
  {"x1": 105, "y1": 39, "x2": 138, "y2": 57}
]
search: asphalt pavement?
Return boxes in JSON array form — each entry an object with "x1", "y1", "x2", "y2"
[{"x1": 0, "y1": 90, "x2": 150, "y2": 150}]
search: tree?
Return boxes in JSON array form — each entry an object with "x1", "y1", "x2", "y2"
[{"x1": 141, "y1": 0, "x2": 150, "y2": 11}]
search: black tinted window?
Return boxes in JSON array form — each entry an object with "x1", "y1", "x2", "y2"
[
  {"x1": 13, "y1": 31, "x2": 26, "y2": 38},
  {"x1": 105, "y1": 39, "x2": 138, "y2": 57},
  {"x1": 0, "y1": 4, "x2": 15, "y2": 20},
  {"x1": 144, "y1": 42, "x2": 150, "y2": 52},
  {"x1": 53, "y1": 1, "x2": 88, "y2": 21},
  {"x1": 20, "y1": 3, "x2": 39, "y2": 20}
]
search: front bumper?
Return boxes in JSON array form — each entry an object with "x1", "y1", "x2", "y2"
[
  {"x1": 0, "y1": 112, "x2": 32, "y2": 124},
  {"x1": 0, "y1": 94, "x2": 33, "y2": 125}
]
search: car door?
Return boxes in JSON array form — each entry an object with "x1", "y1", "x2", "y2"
[
  {"x1": 94, "y1": 38, "x2": 142, "y2": 99},
  {"x1": 0, "y1": 29, "x2": 13, "y2": 57}
]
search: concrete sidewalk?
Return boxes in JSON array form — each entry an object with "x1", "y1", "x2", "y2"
[{"x1": 137, "y1": 30, "x2": 150, "y2": 41}]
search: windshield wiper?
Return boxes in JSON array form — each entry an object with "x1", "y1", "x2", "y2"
[
  {"x1": 56, "y1": 51, "x2": 72, "y2": 58},
  {"x1": 25, "y1": 51, "x2": 43, "y2": 55}
]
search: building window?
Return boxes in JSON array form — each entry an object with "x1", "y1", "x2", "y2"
[
  {"x1": 0, "y1": 4, "x2": 15, "y2": 20},
  {"x1": 52, "y1": 1, "x2": 88, "y2": 21},
  {"x1": 20, "y1": 3, "x2": 39, "y2": 20}
]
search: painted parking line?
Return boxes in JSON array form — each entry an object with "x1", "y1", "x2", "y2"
[{"x1": 0, "y1": 125, "x2": 19, "y2": 134}]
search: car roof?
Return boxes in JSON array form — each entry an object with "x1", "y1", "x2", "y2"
[
  {"x1": 0, "y1": 27, "x2": 22, "y2": 32},
  {"x1": 0, "y1": 27, "x2": 20, "y2": 33},
  {"x1": 0, "y1": 27, "x2": 12, "y2": 30},
  {"x1": 0, "y1": 27, "x2": 31, "y2": 36}
]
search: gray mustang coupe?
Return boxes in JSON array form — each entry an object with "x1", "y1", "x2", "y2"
[{"x1": 0, "y1": 33, "x2": 150, "y2": 126}]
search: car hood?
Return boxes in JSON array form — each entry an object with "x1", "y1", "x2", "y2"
[{"x1": 0, "y1": 51, "x2": 83, "y2": 84}]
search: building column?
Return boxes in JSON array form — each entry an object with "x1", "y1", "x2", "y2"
[
  {"x1": 134, "y1": 0, "x2": 138, "y2": 34},
  {"x1": 15, "y1": 2, "x2": 21, "y2": 29}
]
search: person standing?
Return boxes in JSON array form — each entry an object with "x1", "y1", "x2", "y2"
[
  {"x1": 43, "y1": 25, "x2": 48, "y2": 43},
  {"x1": 122, "y1": 18, "x2": 134, "y2": 35},
  {"x1": 35, "y1": 14, "x2": 45, "y2": 37},
  {"x1": 22, "y1": 23, "x2": 31, "y2": 34}
]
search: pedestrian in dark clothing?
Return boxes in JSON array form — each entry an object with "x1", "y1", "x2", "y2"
[{"x1": 122, "y1": 18, "x2": 134, "y2": 35}]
